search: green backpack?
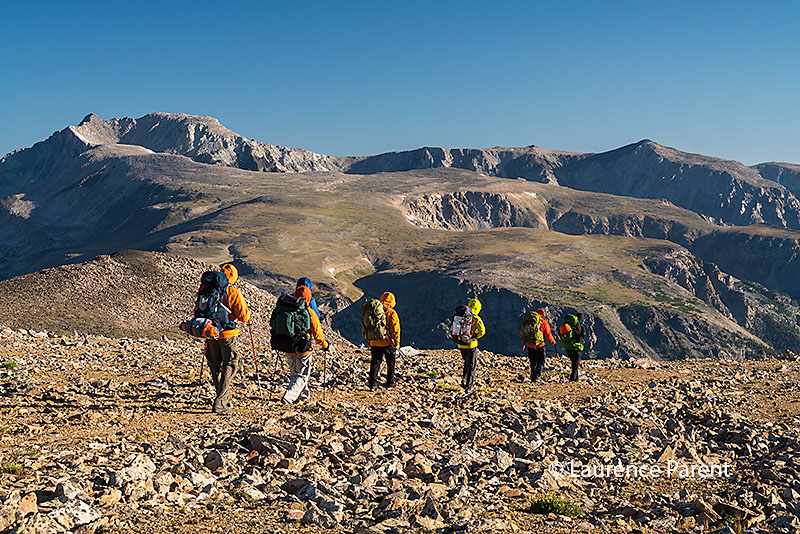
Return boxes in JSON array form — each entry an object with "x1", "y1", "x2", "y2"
[
  {"x1": 520, "y1": 311, "x2": 544, "y2": 346},
  {"x1": 362, "y1": 299, "x2": 388, "y2": 341},
  {"x1": 559, "y1": 315, "x2": 584, "y2": 351}
]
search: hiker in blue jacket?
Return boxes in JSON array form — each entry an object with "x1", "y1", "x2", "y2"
[{"x1": 296, "y1": 277, "x2": 320, "y2": 318}]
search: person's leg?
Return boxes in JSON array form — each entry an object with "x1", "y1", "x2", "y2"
[
  {"x1": 368, "y1": 346, "x2": 383, "y2": 390},
  {"x1": 282, "y1": 353, "x2": 299, "y2": 402},
  {"x1": 569, "y1": 350, "x2": 581, "y2": 381},
  {"x1": 297, "y1": 351, "x2": 313, "y2": 400},
  {"x1": 205, "y1": 340, "x2": 223, "y2": 399},
  {"x1": 462, "y1": 347, "x2": 477, "y2": 392},
  {"x1": 526, "y1": 346, "x2": 536, "y2": 382},
  {"x1": 460, "y1": 348, "x2": 470, "y2": 389},
  {"x1": 530, "y1": 346, "x2": 546, "y2": 381},
  {"x1": 385, "y1": 346, "x2": 396, "y2": 387},
  {"x1": 215, "y1": 337, "x2": 239, "y2": 411},
  {"x1": 284, "y1": 352, "x2": 311, "y2": 403}
]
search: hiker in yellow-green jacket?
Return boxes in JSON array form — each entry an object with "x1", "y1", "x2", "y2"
[{"x1": 451, "y1": 298, "x2": 485, "y2": 394}]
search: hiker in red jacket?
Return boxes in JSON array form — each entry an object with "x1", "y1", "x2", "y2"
[{"x1": 528, "y1": 308, "x2": 557, "y2": 382}]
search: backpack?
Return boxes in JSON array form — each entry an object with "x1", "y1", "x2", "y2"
[
  {"x1": 520, "y1": 311, "x2": 544, "y2": 346},
  {"x1": 559, "y1": 315, "x2": 584, "y2": 351},
  {"x1": 269, "y1": 294, "x2": 312, "y2": 353},
  {"x1": 451, "y1": 305, "x2": 475, "y2": 344},
  {"x1": 362, "y1": 299, "x2": 388, "y2": 341},
  {"x1": 179, "y1": 271, "x2": 234, "y2": 339}
]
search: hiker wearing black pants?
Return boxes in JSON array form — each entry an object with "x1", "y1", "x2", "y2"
[
  {"x1": 559, "y1": 313, "x2": 586, "y2": 382},
  {"x1": 525, "y1": 309, "x2": 557, "y2": 382},
  {"x1": 454, "y1": 298, "x2": 486, "y2": 394},
  {"x1": 364, "y1": 292, "x2": 401, "y2": 390}
]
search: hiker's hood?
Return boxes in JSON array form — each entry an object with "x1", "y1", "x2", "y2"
[
  {"x1": 536, "y1": 308, "x2": 546, "y2": 319},
  {"x1": 294, "y1": 285, "x2": 312, "y2": 304},
  {"x1": 221, "y1": 264, "x2": 238, "y2": 285},
  {"x1": 296, "y1": 277, "x2": 313, "y2": 291},
  {"x1": 467, "y1": 298, "x2": 482, "y2": 315},
  {"x1": 565, "y1": 314, "x2": 578, "y2": 325},
  {"x1": 380, "y1": 292, "x2": 396, "y2": 308}
]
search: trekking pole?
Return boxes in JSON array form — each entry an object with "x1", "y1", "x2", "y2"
[
  {"x1": 322, "y1": 345, "x2": 329, "y2": 402},
  {"x1": 247, "y1": 323, "x2": 264, "y2": 401},
  {"x1": 272, "y1": 351, "x2": 280, "y2": 394},
  {"x1": 195, "y1": 346, "x2": 206, "y2": 402}
]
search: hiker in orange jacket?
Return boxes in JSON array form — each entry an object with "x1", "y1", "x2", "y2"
[
  {"x1": 281, "y1": 285, "x2": 330, "y2": 404},
  {"x1": 367, "y1": 292, "x2": 401, "y2": 390},
  {"x1": 527, "y1": 308, "x2": 557, "y2": 382},
  {"x1": 206, "y1": 263, "x2": 250, "y2": 414}
]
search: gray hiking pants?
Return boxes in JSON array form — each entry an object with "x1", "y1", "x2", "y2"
[
  {"x1": 205, "y1": 337, "x2": 239, "y2": 409},
  {"x1": 282, "y1": 351, "x2": 313, "y2": 404}
]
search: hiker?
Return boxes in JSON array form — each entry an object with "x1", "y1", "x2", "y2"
[
  {"x1": 270, "y1": 285, "x2": 330, "y2": 404},
  {"x1": 523, "y1": 308, "x2": 557, "y2": 382},
  {"x1": 451, "y1": 298, "x2": 485, "y2": 394},
  {"x1": 558, "y1": 313, "x2": 586, "y2": 382},
  {"x1": 206, "y1": 264, "x2": 250, "y2": 414},
  {"x1": 296, "y1": 277, "x2": 320, "y2": 319},
  {"x1": 362, "y1": 292, "x2": 401, "y2": 391}
]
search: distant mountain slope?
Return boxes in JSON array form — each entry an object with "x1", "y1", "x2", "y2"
[
  {"x1": 754, "y1": 162, "x2": 800, "y2": 198},
  {"x1": 3, "y1": 113, "x2": 800, "y2": 358},
  {"x1": 0, "y1": 112, "x2": 340, "y2": 181},
  {"x1": 348, "y1": 140, "x2": 800, "y2": 230},
  {"x1": 0, "y1": 250, "x2": 277, "y2": 340}
]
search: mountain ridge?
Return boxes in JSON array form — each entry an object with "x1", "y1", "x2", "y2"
[{"x1": 3, "y1": 112, "x2": 800, "y2": 358}]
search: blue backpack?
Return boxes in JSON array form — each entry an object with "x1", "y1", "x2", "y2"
[{"x1": 179, "y1": 271, "x2": 236, "y2": 338}]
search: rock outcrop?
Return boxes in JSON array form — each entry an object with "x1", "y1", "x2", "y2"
[{"x1": 348, "y1": 140, "x2": 800, "y2": 231}]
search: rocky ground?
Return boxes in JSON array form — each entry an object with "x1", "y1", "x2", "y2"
[{"x1": 1, "y1": 327, "x2": 800, "y2": 533}]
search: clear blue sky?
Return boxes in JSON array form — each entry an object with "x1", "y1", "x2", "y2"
[{"x1": 1, "y1": 0, "x2": 798, "y2": 164}]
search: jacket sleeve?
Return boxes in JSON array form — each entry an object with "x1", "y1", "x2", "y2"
[
  {"x1": 543, "y1": 320, "x2": 556, "y2": 345},
  {"x1": 577, "y1": 324, "x2": 586, "y2": 343},
  {"x1": 228, "y1": 287, "x2": 251, "y2": 323},
  {"x1": 386, "y1": 308, "x2": 400, "y2": 347},
  {"x1": 308, "y1": 307, "x2": 328, "y2": 348},
  {"x1": 472, "y1": 316, "x2": 486, "y2": 340}
]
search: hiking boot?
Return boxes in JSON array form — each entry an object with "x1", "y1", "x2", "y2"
[{"x1": 385, "y1": 382, "x2": 396, "y2": 389}]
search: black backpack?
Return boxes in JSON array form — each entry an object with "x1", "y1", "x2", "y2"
[
  {"x1": 269, "y1": 294, "x2": 312, "y2": 353},
  {"x1": 179, "y1": 271, "x2": 235, "y2": 338}
]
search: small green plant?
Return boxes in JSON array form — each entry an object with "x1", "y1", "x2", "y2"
[
  {"x1": 436, "y1": 383, "x2": 461, "y2": 392},
  {"x1": 426, "y1": 370, "x2": 440, "y2": 378},
  {"x1": 232, "y1": 489, "x2": 258, "y2": 506},
  {"x1": 527, "y1": 495, "x2": 583, "y2": 518},
  {"x1": 2, "y1": 361, "x2": 17, "y2": 370},
  {"x1": 0, "y1": 462, "x2": 23, "y2": 475}
]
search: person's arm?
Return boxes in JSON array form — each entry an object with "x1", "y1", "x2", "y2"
[
  {"x1": 543, "y1": 320, "x2": 557, "y2": 345},
  {"x1": 387, "y1": 308, "x2": 400, "y2": 347},
  {"x1": 472, "y1": 316, "x2": 486, "y2": 340},
  {"x1": 308, "y1": 308, "x2": 329, "y2": 349},
  {"x1": 228, "y1": 288, "x2": 251, "y2": 323}
]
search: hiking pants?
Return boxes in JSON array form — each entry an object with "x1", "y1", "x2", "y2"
[
  {"x1": 205, "y1": 337, "x2": 239, "y2": 409},
  {"x1": 528, "y1": 345, "x2": 546, "y2": 381},
  {"x1": 460, "y1": 347, "x2": 478, "y2": 391},
  {"x1": 567, "y1": 349, "x2": 581, "y2": 382},
  {"x1": 283, "y1": 351, "x2": 313, "y2": 403},
  {"x1": 368, "y1": 346, "x2": 396, "y2": 388}
]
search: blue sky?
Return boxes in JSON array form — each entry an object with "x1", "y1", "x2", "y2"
[{"x1": 1, "y1": 0, "x2": 798, "y2": 164}]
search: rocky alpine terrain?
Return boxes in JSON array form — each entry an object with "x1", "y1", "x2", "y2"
[
  {"x1": 2, "y1": 323, "x2": 800, "y2": 534},
  {"x1": 2, "y1": 112, "x2": 800, "y2": 534}
]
